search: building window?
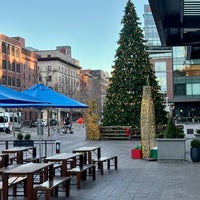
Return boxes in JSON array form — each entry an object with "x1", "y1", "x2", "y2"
[
  {"x1": 16, "y1": 78, "x2": 21, "y2": 87},
  {"x1": 48, "y1": 66, "x2": 52, "y2": 72},
  {"x1": 8, "y1": 76, "x2": 11, "y2": 86},
  {"x1": 187, "y1": 83, "x2": 200, "y2": 95},
  {"x1": 16, "y1": 63, "x2": 20, "y2": 73},
  {"x1": 16, "y1": 49, "x2": 19, "y2": 58},
  {"x1": 2, "y1": 60, "x2": 6, "y2": 69},
  {"x1": 12, "y1": 77, "x2": 16, "y2": 86},
  {"x1": 2, "y1": 42, "x2": 6, "y2": 54},
  {"x1": 174, "y1": 84, "x2": 186, "y2": 95},
  {"x1": 2, "y1": 75, "x2": 7, "y2": 85},
  {"x1": 11, "y1": 46, "x2": 15, "y2": 56},
  {"x1": 47, "y1": 76, "x2": 52, "y2": 82},
  {"x1": 8, "y1": 61, "x2": 11, "y2": 71},
  {"x1": 39, "y1": 76, "x2": 42, "y2": 82},
  {"x1": 7, "y1": 45, "x2": 10, "y2": 55},
  {"x1": 12, "y1": 62, "x2": 15, "y2": 72}
]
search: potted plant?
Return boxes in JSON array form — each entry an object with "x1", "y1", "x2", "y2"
[
  {"x1": 24, "y1": 133, "x2": 31, "y2": 140},
  {"x1": 14, "y1": 133, "x2": 34, "y2": 147},
  {"x1": 14, "y1": 133, "x2": 24, "y2": 147},
  {"x1": 190, "y1": 139, "x2": 200, "y2": 162},
  {"x1": 23, "y1": 133, "x2": 34, "y2": 147},
  {"x1": 17, "y1": 132, "x2": 24, "y2": 141},
  {"x1": 156, "y1": 117, "x2": 186, "y2": 162}
]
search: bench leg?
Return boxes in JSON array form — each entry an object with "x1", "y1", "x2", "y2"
[
  {"x1": 115, "y1": 157, "x2": 118, "y2": 170},
  {"x1": 92, "y1": 166, "x2": 96, "y2": 180},
  {"x1": 13, "y1": 184, "x2": 17, "y2": 196},
  {"x1": 65, "y1": 179, "x2": 70, "y2": 197},
  {"x1": 46, "y1": 190, "x2": 51, "y2": 200},
  {"x1": 107, "y1": 160, "x2": 110, "y2": 170},
  {"x1": 54, "y1": 186, "x2": 58, "y2": 196},
  {"x1": 33, "y1": 188, "x2": 37, "y2": 199},
  {"x1": 81, "y1": 170, "x2": 87, "y2": 180},
  {"x1": 77, "y1": 172, "x2": 81, "y2": 189},
  {"x1": 99, "y1": 161, "x2": 104, "y2": 175}
]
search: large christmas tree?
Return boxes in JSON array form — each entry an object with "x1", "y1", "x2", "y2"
[{"x1": 101, "y1": 0, "x2": 167, "y2": 131}]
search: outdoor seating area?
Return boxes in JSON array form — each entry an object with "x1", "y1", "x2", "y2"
[{"x1": 0, "y1": 144, "x2": 118, "y2": 199}]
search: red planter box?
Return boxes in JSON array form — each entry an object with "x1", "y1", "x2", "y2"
[{"x1": 131, "y1": 149, "x2": 142, "y2": 159}]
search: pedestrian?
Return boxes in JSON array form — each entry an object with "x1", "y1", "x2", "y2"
[{"x1": 64, "y1": 117, "x2": 72, "y2": 133}]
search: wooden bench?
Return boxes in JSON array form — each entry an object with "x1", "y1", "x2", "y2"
[
  {"x1": 100, "y1": 126, "x2": 132, "y2": 140},
  {"x1": 100, "y1": 126, "x2": 142, "y2": 140},
  {"x1": 67, "y1": 164, "x2": 96, "y2": 189},
  {"x1": 0, "y1": 176, "x2": 27, "y2": 200},
  {"x1": 23, "y1": 156, "x2": 46, "y2": 163},
  {"x1": 33, "y1": 176, "x2": 70, "y2": 200},
  {"x1": 93, "y1": 156, "x2": 118, "y2": 175}
]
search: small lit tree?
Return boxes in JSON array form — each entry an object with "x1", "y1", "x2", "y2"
[{"x1": 84, "y1": 100, "x2": 100, "y2": 140}]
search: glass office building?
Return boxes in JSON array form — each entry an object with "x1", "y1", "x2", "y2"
[
  {"x1": 173, "y1": 46, "x2": 200, "y2": 119},
  {"x1": 144, "y1": 4, "x2": 200, "y2": 119},
  {"x1": 144, "y1": 4, "x2": 172, "y2": 107}
]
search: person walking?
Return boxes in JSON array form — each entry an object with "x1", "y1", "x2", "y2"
[{"x1": 63, "y1": 117, "x2": 72, "y2": 133}]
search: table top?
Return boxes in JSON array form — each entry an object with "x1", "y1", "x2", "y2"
[
  {"x1": 45, "y1": 152, "x2": 83, "y2": 161},
  {"x1": 0, "y1": 164, "x2": 22, "y2": 175},
  {"x1": 0, "y1": 153, "x2": 9, "y2": 156},
  {"x1": 2, "y1": 146, "x2": 35, "y2": 153},
  {"x1": 73, "y1": 146, "x2": 100, "y2": 152},
  {"x1": 3, "y1": 162, "x2": 53, "y2": 175}
]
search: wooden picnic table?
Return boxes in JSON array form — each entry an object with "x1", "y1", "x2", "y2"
[
  {"x1": 44, "y1": 152, "x2": 84, "y2": 177},
  {"x1": 72, "y1": 146, "x2": 101, "y2": 164},
  {"x1": 0, "y1": 164, "x2": 22, "y2": 175},
  {"x1": 2, "y1": 162, "x2": 53, "y2": 200},
  {"x1": 2, "y1": 146, "x2": 36, "y2": 164}
]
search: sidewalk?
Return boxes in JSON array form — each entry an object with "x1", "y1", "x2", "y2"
[{"x1": 1, "y1": 124, "x2": 200, "y2": 200}]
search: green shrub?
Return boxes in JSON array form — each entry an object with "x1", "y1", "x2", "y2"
[
  {"x1": 24, "y1": 133, "x2": 31, "y2": 140},
  {"x1": 160, "y1": 117, "x2": 185, "y2": 138},
  {"x1": 17, "y1": 133, "x2": 24, "y2": 140},
  {"x1": 156, "y1": 133, "x2": 164, "y2": 138},
  {"x1": 191, "y1": 139, "x2": 200, "y2": 148},
  {"x1": 196, "y1": 129, "x2": 200, "y2": 134}
]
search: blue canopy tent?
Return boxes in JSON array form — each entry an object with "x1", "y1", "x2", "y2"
[
  {"x1": 22, "y1": 83, "x2": 88, "y2": 160},
  {"x1": 22, "y1": 83, "x2": 88, "y2": 108},
  {"x1": 0, "y1": 85, "x2": 51, "y2": 160},
  {"x1": 0, "y1": 85, "x2": 49, "y2": 105}
]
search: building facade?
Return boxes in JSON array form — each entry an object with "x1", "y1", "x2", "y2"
[
  {"x1": 173, "y1": 46, "x2": 200, "y2": 120},
  {"x1": 0, "y1": 34, "x2": 38, "y2": 123},
  {"x1": 36, "y1": 46, "x2": 81, "y2": 122},
  {"x1": 144, "y1": 5, "x2": 173, "y2": 102},
  {"x1": 148, "y1": 0, "x2": 200, "y2": 121},
  {"x1": 80, "y1": 69, "x2": 109, "y2": 116},
  {"x1": 0, "y1": 33, "x2": 109, "y2": 125}
]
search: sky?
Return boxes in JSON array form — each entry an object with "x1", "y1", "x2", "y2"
[{"x1": 0, "y1": 0, "x2": 148, "y2": 74}]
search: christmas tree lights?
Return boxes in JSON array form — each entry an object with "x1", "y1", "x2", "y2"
[{"x1": 101, "y1": 0, "x2": 167, "y2": 132}]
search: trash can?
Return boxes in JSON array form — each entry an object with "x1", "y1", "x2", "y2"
[
  {"x1": 150, "y1": 148, "x2": 158, "y2": 159},
  {"x1": 55, "y1": 140, "x2": 61, "y2": 154}
]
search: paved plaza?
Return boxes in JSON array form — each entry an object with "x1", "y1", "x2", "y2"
[{"x1": 0, "y1": 123, "x2": 200, "y2": 200}]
